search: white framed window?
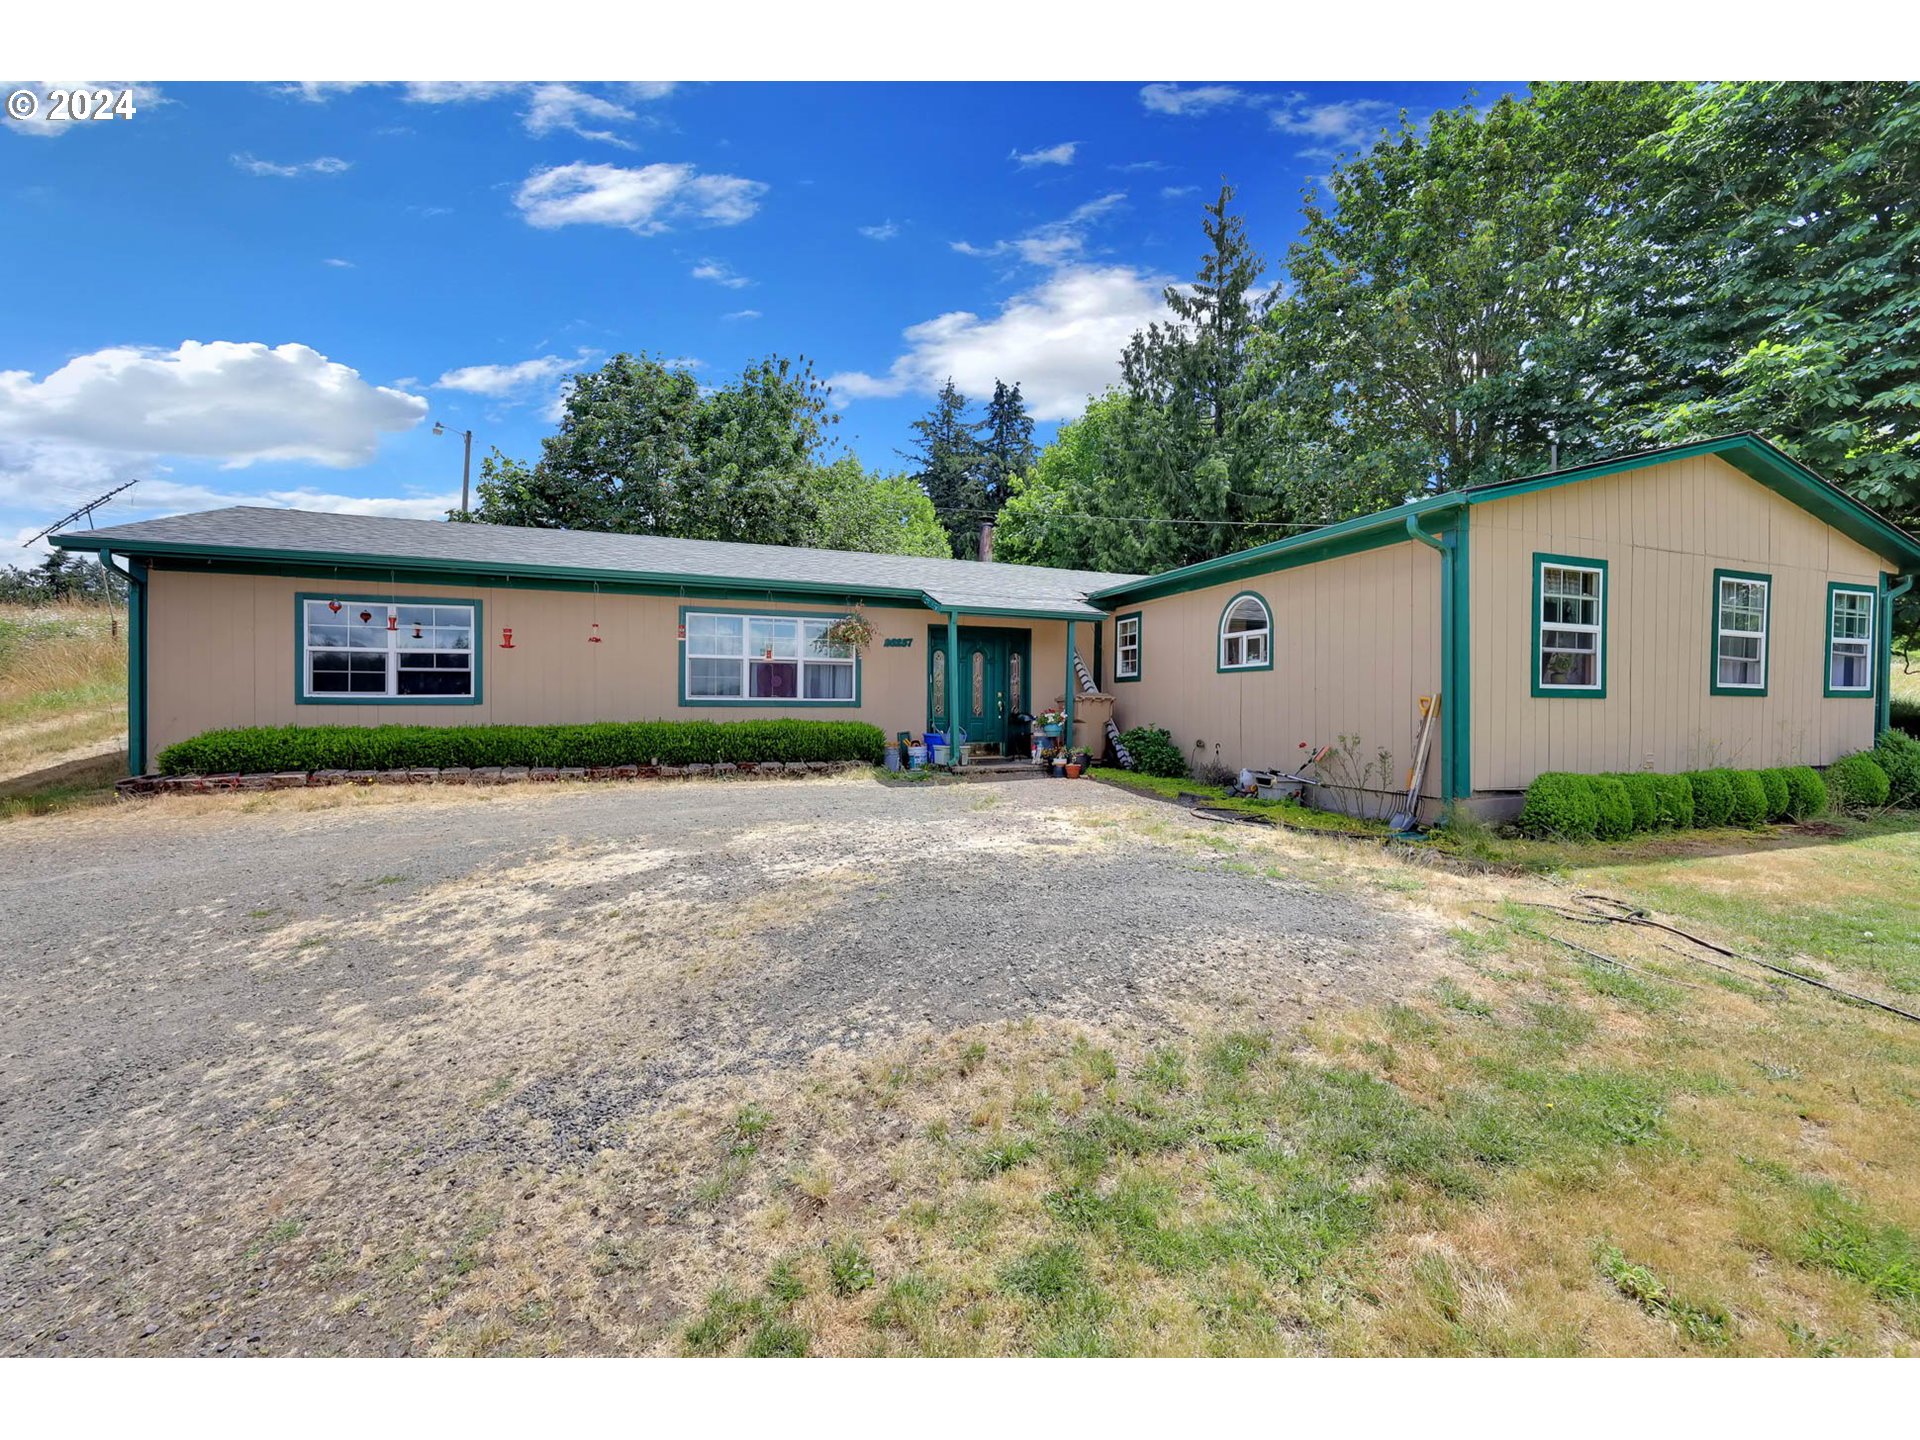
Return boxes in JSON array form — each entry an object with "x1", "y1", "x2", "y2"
[
  {"x1": 684, "y1": 611, "x2": 856, "y2": 703},
  {"x1": 1218, "y1": 593, "x2": 1271, "y2": 671},
  {"x1": 1713, "y1": 571, "x2": 1770, "y2": 694},
  {"x1": 1115, "y1": 613, "x2": 1141, "y2": 680},
  {"x1": 1535, "y1": 558, "x2": 1605, "y2": 694},
  {"x1": 1828, "y1": 585, "x2": 1875, "y2": 695},
  {"x1": 301, "y1": 598, "x2": 476, "y2": 701}
]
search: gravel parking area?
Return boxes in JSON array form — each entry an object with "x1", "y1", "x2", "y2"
[{"x1": 0, "y1": 774, "x2": 1437, "y2": 1355}]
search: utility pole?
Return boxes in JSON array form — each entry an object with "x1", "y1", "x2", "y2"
[{"x1": 433, "y1": 422, "x2": 475, "y2": 516}]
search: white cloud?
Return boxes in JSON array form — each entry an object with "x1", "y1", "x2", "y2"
[
  {"x1": 232, "y1": 153, "x2": 352, "y2": 178},
  {"x1": 0, "y1": 341, "x2": 426, "y2": 469},
  {"x1": 1269, "y1": 95, "x2": 1398, "y2": 157},
  {"x1": 1160, "y1": 185, "x2": 1200, "y2": 200},
  {"x1": 322, "y1": 257, "x2": 355, "y2": 268},
  {"x1": 723, "y1": 309, "x2": 762, "y2": 322},
  {"x1": 276, "y1": 81, "x2": 671, "y2": 147},
  {"x1": 952, "y1": 193, "x2": 1126, "y2": 268},
  {"x1": 826, "y1": 264, "x2": 1167, "y2": 421},
  {"x1": 857, "y1": 221, "x2": 901, "y2": 241},
  {"x1": 514, "y1": 162, "x2": 767, "y2": 234},
  {"x1": 1011, "y1": 140, "x2": 1078, "y2": 167},
  {"x1": 1, "y1": 82, "x2": 165, "y2": 136},
  {"x1": 1138, "y1": 83, "x2": 1254, "y2": 116},
  {"x1": 521, "y1": 83, "x2": 637, "y2": 146},
  {"x1": 432, "y1": 352, "x2": 591, "y2": 398},
  {"x1": 691, "y1": 259, "x2": 751, "y2": 288}
]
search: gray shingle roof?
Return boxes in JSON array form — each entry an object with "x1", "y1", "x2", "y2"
[{"x1": 59, "y1": 506, "x2": 1141, "y2": 618}]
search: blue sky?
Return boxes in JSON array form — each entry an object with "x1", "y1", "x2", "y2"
[{"x1": 2, "y1": 79, "x2": 1513, "y2": 554}]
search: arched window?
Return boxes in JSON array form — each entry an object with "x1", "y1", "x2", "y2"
[{"x1": 1218, "y1": 593, "x2": 1272, "y2": 672}]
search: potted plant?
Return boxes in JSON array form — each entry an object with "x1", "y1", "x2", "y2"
[{"x1": 821, "y1": 606, "x2": 875, "y2": 651}]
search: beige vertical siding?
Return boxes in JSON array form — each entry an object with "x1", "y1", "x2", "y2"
[
  {"x1": 1471, "y1": 453, "x2": 1889, "y2": 790},
  {"x1": 142, "y1": 569, "x2": 1077, "y2": 763},
  {"x1": 1109, "y1": 542, "x2": 1444, "y2": 803}
]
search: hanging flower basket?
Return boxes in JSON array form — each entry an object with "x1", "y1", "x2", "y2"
[{"x1": 821, "y1": 607, "x2": 875, "y2": 650}]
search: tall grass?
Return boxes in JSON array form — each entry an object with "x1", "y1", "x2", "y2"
[{"x1": 0, "y1": 601, "x2": 127, "y2": 777}]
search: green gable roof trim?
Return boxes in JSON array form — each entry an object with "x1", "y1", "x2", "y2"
[
  {"x1": 1090, "y1": 433, "x2": 1920, "y2": 606},
  {"x1": 53, "y1": 505, "x2": 1140, "y2": 620}
]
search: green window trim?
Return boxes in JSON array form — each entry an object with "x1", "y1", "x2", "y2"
[
  {"x1": 1114, "y1": 610, "x2": 1143, "y2": 682},
  {"x1": 1825, "y1": 580, "x2": 1877, "y2": 698},
  {"x1": 294, "y1": 592, "x2": 484, "y2": 707},
  {"x1": 676, "y1": 603, "x2": 863, "y2": 709},
  {"x1": 1530, "y1": 552, "x2": 1609, "y2": 699},
  {"x1": 1216, "y1": 591, "x2": 1274, "y2": 673},
  {"x1": 1709, "y1": 567, "x2": 1771, "y2": 697}
]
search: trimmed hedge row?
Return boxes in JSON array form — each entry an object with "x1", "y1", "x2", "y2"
[
  {"x1": 1517, "y1": 764, "x2": 1828, "y2": 840},
  {"x1": 156, "y1": 720, "x2": 889, "y2": 776}
]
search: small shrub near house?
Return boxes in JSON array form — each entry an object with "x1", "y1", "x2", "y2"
[
  {"x1": 1516, "y1": 772, "x2": 1599, "y2": 839},
  {"x1": 1890, "y1": 696, "x2": 1920, "y2": 741},
  {"x1": 1686, "y1": 770, "x2": 1736, "y2": 828},
  {"x1": 1589, "y1": 775, "x2": 1635, "y2": 840},
  {"x1": 1826, "y1": 751, "x2": 1891, "y2": 812},
  {"x1": 1649, "y1": 773, "x2": 1694, "y2": 829},
  {"x1": 1755, "y1": 768, "x2": 1791, "y2": 822},
  {"x1": 1116, "y1": 725, "x2": 1188, "y2": 779},
  {"x1": 1872, "y1": 729, "x2": 1920, "y2": 808},
  {"x1": 156, "y1": 719, "x2": 888, "y2": 776},
  {"x1": 1605, "y1": 772, "x2": 1660, "y2": 832},
  {"x1": 1779, "y1": 765, "x2": 1828, "y2": 821},
  {"x1": 1723, "y1": 768, "x2": 1769, "y2": 829}
]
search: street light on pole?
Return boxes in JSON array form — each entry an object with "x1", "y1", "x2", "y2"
[{"x1": 432, "y1": 421, "x2": 474, "y2": 517}]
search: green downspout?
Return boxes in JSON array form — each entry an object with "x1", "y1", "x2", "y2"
[
  {"x1": 104, "y1": 554, "x2": 147, "y2": 776},
  {"x1": 946, "y1": 609, "x2": 962, "y2": 768},
  {"x1": 1879, "y1": 572, "x2": 1914, "y2": 737},
  {"x1": 1406, "y1": 506, "x2": 1471, "y2": 807},
  {"x1": 1065, "y1": 620, "x2": 1077, "y2": 752}
]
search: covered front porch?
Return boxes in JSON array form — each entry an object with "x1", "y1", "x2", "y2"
[{"x1": 914, "y1": 607, "x2": 1106, "y2": 771}]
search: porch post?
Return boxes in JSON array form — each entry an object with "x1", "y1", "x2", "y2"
[
  {"x1": 1065, "y1": 620, "x2": 1077, "y2": 750},
  {"x1": 946, "y1": 609, "x2": 963, "y2": 768}
]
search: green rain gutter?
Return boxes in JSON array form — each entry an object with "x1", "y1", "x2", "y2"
[
  {"x1": 103, "y1": 554, "x2": 147, "y2": 776},
  {"x1": 1880, "y1": 572, "x2": 1915, "y2": 736},
  {"x1": 1406, "y1": 504, "x2": 1471, "y2": 805}
]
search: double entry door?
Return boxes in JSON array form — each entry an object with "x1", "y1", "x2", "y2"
[{"x1": 927, "y1": 626, "x2": 1030, "y2": 753}]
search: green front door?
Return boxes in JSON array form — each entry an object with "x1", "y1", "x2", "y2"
[{"x1": 928, "y1": 627, "x2": 1030, "y2": 754}]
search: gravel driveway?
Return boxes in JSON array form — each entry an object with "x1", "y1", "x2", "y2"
[{"x1": 0, "y1": 774, "x2": 1428, "y2": 1355}]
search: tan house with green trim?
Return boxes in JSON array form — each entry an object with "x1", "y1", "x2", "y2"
[{"x1": 55, "y1": 434, "x2": 1920, "y2": 818}]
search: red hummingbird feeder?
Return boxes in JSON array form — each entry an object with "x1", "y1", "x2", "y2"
[
  {"x1": 588, "y1": 622, "x2": 602, "y2": 644},
  {"x1": 327, "y1": 599, "x2": 342, "y2": 614},
  {"x1": 499, "y1": 626, "x2": 516, "y2": 649},
  {"x1": 386, "y1": 612, "x2": 399, "y2": 632}
]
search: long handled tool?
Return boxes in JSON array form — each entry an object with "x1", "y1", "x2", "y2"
[{"x1": 1390, "y1": 693, "x2": 1440, "y2": 832}]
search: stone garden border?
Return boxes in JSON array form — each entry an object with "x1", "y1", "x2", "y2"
[{"x1": 117, "y1": 759, "x2": 871, "y2": 796}]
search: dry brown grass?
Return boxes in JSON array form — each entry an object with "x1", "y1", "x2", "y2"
[{"x1": 0, "y1": 601, "x2": 126, "y2": 778}]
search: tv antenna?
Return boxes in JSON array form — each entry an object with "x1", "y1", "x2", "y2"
[{"x1": 20, "y1": 478, "x2": 141, "y2": 548}]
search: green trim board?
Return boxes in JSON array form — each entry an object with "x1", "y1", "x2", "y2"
[
  {"x1": 1530, "y1": 552, "x2": 1609, "y2": 699},
  {"x1": 676, "y1": 602, "x2": 863, "y2": 709},
  {"x1": 294, "y1": 592, "x2": 485, "y2": 707},
  {"x1": 1824, "y1": 580, "x2": 1878, "y2": 699},
  {"x1": 1709, "y1": 567, "x2": 1772, "y2": 697},
  {"x1": 1113, "y1": 610, "x2": 1143, "y2": 682},
  {"x1": 1215, "y1": 590, "x2": 1275, "y2": 673}
]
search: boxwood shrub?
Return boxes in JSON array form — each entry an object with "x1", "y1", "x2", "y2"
[
  {"x1": 1686, "y1": 770, "x2": 1736, "y2": 828},
  {"x1": 1827, "y1": 750, "x2": 1891, "y2": 812},
  {"x1": 1723, "y1": 768, "x2": 1769, "y2": 828},
  {"x1": 1589, "y1": 775, "x2": 1635, "y2": 840},
  {"x1": 1780, "y1": 765, "x2": 1827, "y2": 820},
  {"x1": 1755, "y1": 768, "x2": 1791, "y2": 822},
  {"x1": 1873, "y1": 729, "x2": 1920, "y2": 808},
  {"x1": 1516, "y1": 772, "x2": 1599, "y2": 839},
  {"x1": 1605, "y1": 772, "x2": 1659, "y2": 832},
  {"x1": 1116, "y1": 725, "x2": 1188, "y2": 779},
  {"x1": 156, "y1": 719, "x2": 888, "y2": 776},
  {"x1": 1646, "y1": 773, "x2": 1693, "y2": 829}
]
